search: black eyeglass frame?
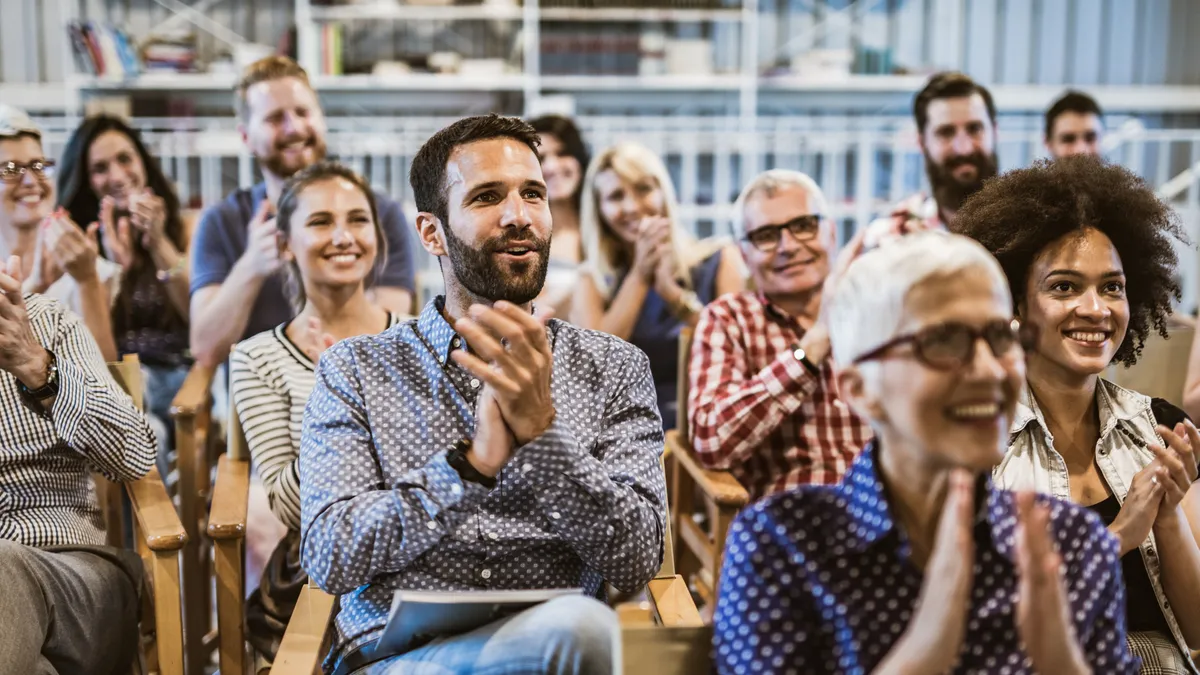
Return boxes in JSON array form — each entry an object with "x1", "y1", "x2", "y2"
[{"x1": 742, "y1": 214, "x2": 823, "y2": 253}]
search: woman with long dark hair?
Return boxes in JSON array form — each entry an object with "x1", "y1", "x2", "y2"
[{"x1": 57, "y1": 114, "x2": 194, "y2": 473}]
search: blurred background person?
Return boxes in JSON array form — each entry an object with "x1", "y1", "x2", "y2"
[
  {"x1": 529, "y1": 114, "x2": 588, "y2": 318},
  {"x1": 1045, "y1": 90, "x2": 1105, "y2": 159},
  {"x1": 572, "y1": 142, "x2": 744, "y2": 428},
  {"x1": 0, "y1": 105, "x2": 119, "y2": 361},
  {"x1": 56, "y1": 114, "x2": 194, "y2": 479}
]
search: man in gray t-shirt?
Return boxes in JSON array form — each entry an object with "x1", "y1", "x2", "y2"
[{"x1": 189, "y1": 56, "x2": 415, "y2": 365}]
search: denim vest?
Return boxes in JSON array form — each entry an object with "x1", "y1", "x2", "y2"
[{"x1": 994, "y1": 378, "x2": 1196, "y2": 671}]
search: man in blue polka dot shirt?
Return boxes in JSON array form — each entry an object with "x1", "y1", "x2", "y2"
[
  {"x1": 298, "y1": 114, "x2": 666, "y2": 675},
  {"x1": 714, "y1": 232, "x2": 1139, "y2": 674}
]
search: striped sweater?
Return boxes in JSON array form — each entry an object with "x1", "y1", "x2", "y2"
[{"x1": 229, "y1": 313, "x2": 401, "y2": 530}]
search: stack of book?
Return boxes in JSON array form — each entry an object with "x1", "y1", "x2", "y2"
[
  {"x1": 67, "y1": 21, "x2": 141, "y2": 79},
  {"x1": 142, "y1": 32, "x2": 199, "y2": 73}
]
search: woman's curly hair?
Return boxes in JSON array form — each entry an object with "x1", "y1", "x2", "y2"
[{"x1": 954, "y1": 155, "x2": 1186, "y2": 367}]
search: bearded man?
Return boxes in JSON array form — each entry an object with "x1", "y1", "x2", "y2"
[{"x1": 297, "y1": 114, "x2": 665, "y2": 675}]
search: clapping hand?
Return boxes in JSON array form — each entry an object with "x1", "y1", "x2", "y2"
[
  {"x1": 1015, "y1": 492, "x2": 1090, "y2": 675},
  {"x1": 1148, "y1": 421, "x2": 1200, "y2": 525},
  {"x1": 127, "y1": 188, "x2": 168, "y2": 250},
  {"x1": 298, "y1": 316, "x2": 336, "y2": 363},
  {"x1": 0, "y1": 255, "x2": 51, "y2": 386},
  {"x1": 451, "y1": 301, "x2": 556, "y2": 448},
  {"x1": 42, "y1": 209, "x2": 101, "y2": 284},
  {"x1": 97, "y1": 196, "x2": 135, "y2": 269}
]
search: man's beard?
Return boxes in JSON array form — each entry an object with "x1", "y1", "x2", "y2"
[
  {"x1": 443, "y1": 224, "x2": 551, "y2": 305},
  {"x1": 925, "y1": 150, "x2": 998, "y2": 214},
  {"x1": 260, "y1": 135, "x2": 327, "y2": 179}
]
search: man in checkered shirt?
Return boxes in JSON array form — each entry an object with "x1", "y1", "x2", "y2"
[
  {"x1": 0, "y1": 106, "x2": 157, "y2": 674},
  {"x1": 688, "y1": 170, "x2": 872, "y2": 499}
]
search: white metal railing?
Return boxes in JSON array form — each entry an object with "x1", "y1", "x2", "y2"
[{"x1": 31, "y1": 115, "x2": 1200, "y2": 310}]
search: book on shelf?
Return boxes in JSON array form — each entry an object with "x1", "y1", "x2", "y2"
[
  {"x1": 320, "y1": 22, "x2": 344, "y2": 76},
  {"x1": 375, "y1": 588, "x2": 583, "y2": 657},
  {"x1": 67, "y1": 21, "x2": 143, "y2": 79}
]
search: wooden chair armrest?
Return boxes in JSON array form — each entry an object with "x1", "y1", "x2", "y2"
[
  {"x1": 665, "y1": 431, "x2": 750, "y2": 509},
  {"x1": 170, "y1": 362, "x2": 217, "y2": 419},
  {"x1": 272, "y1": 584, "x2": 337, "y2": 675},
  {"x1": 207, "y1": 454, "x2": 250, "y2": 540},
  {"x1": 646, "y1": 574, "x2": 704, "y2": 628},
  {"x1": 126, "y1": 466, "x2": 188, "y2": 552}
]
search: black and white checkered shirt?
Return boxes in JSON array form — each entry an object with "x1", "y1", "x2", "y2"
[{"x1": 0, "y1": 294, "x2": 156, "y2": 548}]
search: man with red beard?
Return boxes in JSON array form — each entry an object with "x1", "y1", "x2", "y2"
[
  {"x1": 866, "y1": 72, "x2": 999, "y2": 247},
  {"x1": 188, "y1": 56, "x2": 416, "y2": 366}
]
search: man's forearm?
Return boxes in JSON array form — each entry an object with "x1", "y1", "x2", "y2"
[{"x1": 190, "y1": 257, "x2": 268, "y2": 366}]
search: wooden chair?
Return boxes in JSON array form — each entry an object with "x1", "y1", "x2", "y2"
[
  {"x1": 268, "y1": 454, "x2": 707, "y2": 675},
  {"x1": 169, "y1": 362, "x2": 223, "y2": 674},
  {"x1": 207, "y1": 393, "x2": 253, "y2": 674},
  {"x1": 1108, "y1": 313, "x2": 1195, "y2": 409},
  {"x1": 665, "y1": 327, "x2": 750, "y2": 607},
  {"x1": 102, "y1": 355, "x2": 189, "y2": 675}
]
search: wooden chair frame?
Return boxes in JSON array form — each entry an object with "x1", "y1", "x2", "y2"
[
  {"x1": 103, "y1": 355, "x2": 190, "y2": 675},
  {"x1": 207, "y1": 394, "x2": 253, "y2": 674},
  {"x1": 265, "y1": 451, "x2": 706, "y2": 675},
  {"x1": 666, "y1": 328, "x2": 749, "y2": 607},
  {"x1": 169, "y1": 362, "x2": 222, "y2": 673}
]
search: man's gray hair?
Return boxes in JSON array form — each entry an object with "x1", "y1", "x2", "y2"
[
  {"x1": 827, "y1": 231, "x2": 1010, "y2": 368},
  {"x1": 731, "y1": 169, "x2": 829, "y2": 233}
]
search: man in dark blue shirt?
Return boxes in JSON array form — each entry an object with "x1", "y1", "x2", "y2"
[{"x1": 188, "y1": 56, "x2": 416, "y2": 366}]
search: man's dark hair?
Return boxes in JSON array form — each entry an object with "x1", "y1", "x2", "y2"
[
  {"x1": 409, "y1": 114, "x2": 541, "y2": 226},
  {"x1": 913, "y1": 71, "x2": 998, "y2": 134},
  {"x1": 1044, "y1": 90, "x2": 1103, "y2": 141},
  {"x1": 955, "y1": 156, "x2": 1184, "y2": 367}
]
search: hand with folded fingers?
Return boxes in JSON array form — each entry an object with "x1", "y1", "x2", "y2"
[
  {"x1": 878, "y1": 469, "x2": 975, "y2": 674},
  {"x1": 1014, "y1": 491, "x2": 1091, "y2": 675},
  {"x1": 128, "y1": 188, "x2": 168, "y2": 250},
  {"x1": 451, "y1": 301, "x2": 556, "y2": 447},
  {"x1": 42, "y1": 209, "x2": 101, "y2": 283},
  {"x1": 1148, "y1": 420, "x2": 1200, "y2": 526},
  {"x1": 0, "y1": 255, "x2": 52, "y2": 384}
]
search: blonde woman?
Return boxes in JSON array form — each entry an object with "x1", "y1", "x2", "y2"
[{"x1": 572, "y1": 142, "x2": 743, "y2": 428}]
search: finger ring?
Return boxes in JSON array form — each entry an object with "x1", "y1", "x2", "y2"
[{"x1": 1152, "y1": 476, "x2": 1159, "y2": 485}]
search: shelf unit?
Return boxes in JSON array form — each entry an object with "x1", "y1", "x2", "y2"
[{"x1": 46, "y1": 1, "x2": 1200, "y2": 119}]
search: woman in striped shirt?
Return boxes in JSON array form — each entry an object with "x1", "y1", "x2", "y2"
[{"x1": 230, "y1": 161, "x2": 405, "y2": 665}]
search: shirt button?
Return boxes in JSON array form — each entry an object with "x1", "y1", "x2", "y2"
[
  {"x1": 470, "y1": 378, "x2": 481, "y2": 389},
  {"x1": 550, "y1": 511, "x2": 561, "y2": 520},
  {"x1": 481, "y1": 569, "x2": 492, "y2": 580},
  {"x1": 451, "y1": 337, "x2": 460, "y2": 348},
  {"x1": 426, "y1": 521, "x2": 437, "y2": 530},
  {"x1": 450, "y1": 484, "x2": 462, "y2": 495},
  {"x1": 521, "y1": 463, "x2": 534, "y2": 473},
  {"x1": 488, "y1": 532, "x2": 499, "y2": 540},
  {"x1": 606, "y1": 526, "x2": 615, "y2": 536}
]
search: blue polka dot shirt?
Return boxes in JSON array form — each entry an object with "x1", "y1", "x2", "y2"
[
  {"x1": 714, "y1": 441, "x2": 1139, "y2": 674},
  {"x1": 298, "y1": 298, "x2": 667, "y2": 670}
]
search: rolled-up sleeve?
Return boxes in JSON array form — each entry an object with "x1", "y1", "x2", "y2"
[
  {"x1": 515, "y1": 344, "x2": 666, "y2": 592},
  {"x1": 299, "y1": 343, "x2": 490, "y2": 594},
  {"x1": 50, "y1": 304, "x2": 155, "y2": 482}
]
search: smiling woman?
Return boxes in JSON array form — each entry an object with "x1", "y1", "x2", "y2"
[
  {"x1": 230, "y1": 160, "x2": 401, "y2": 666},
  {"x1": 957, "y1": 156, "x2": 1200, "y2": 674}
]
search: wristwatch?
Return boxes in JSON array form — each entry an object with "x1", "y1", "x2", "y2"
[
  {"x1": 790, "y1": 343, "x2": 821, "y2": 377},
  {"x1": 18, "y1": 349, "x2": 59, "y2": 401},
  {"x1": 447, "y1": 438, "x2": 497, "y2": 489}
]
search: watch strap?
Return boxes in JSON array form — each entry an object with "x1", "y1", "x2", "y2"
[
  {"x1": 18, "y1": 350, "x2": 59, "y2": 401},
  {"x1": 447, "y1": 438, "x2": 497, "y2": 489}
]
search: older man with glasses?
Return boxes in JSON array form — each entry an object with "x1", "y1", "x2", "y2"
[{"x1": 688, "y1": 170, "x2": 871, "y2": 500}]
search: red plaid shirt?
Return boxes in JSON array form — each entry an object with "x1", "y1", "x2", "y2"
[{"x1": 687, "y1": 291, "x2": 872, "y2": 499}]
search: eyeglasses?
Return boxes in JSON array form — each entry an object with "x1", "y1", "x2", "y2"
[
  {"x1": 853, "y1": 319, "x2": 1037, "y2": 371},
  {"x1": 743, "y1": 215, "x2": 821, "y2": 253},
  {"x1": 0, "y1": 159, "x2": 56, "y2": 184}
]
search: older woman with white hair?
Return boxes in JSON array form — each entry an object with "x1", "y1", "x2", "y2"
[
  {"x1": 714, "y1": 231, "x2": 1137, "y2": 674},
  {"x1": 571, "y1": 142, "x2": 743, "y2": 428}
]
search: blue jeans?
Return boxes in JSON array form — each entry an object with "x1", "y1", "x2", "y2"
[
  {"x1": 351, "y1": 596, "x2": 619, "y2": 675},
  {"x1": 142, "y1": 363, "x2": 190, "y2": 484}
]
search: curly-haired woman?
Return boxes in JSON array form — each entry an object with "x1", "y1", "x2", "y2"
[{"x1": 957, "y1": 155, "x2": 1200, "y2": 673}]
